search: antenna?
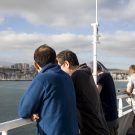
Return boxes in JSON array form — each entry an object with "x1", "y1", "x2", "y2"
[
  {"x1": 96, "y1": 0, "x2": 98, "y2": 23},
  {"x1": 91, "y1": 0, "x2": 99, "y2": 84}
]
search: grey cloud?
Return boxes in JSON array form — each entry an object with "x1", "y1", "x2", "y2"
[
  {"x1": 0, "y1": 29, "x2": 135, "y2": 69},
  {"x1": 99, "y1": 31, "x2": 135, "y2": 57},
  {"x1": 0, "y1": 30, "x2": 92, "y2": 65},
  {"x1": 0, "y1": 0, "x2": 95, "y2": 26},
  {"x1": 0, "y1": 0, "x2": 133, "y2": 26},
  {"x1": 0, "y1": 17, "x2": 5, "y2": 24}
]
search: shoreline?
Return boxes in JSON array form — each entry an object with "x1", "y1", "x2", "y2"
[
  {"x1": 114, "y1": 79, "x2": 128, "y2": 82},
  {"x1": 0, "y1": 80, "x2": 32, "y2": 81},
  {"x1": 0, "y1": 79, "x2": 128, "y2": 81}
]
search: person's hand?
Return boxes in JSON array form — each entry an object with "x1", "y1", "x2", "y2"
[
  {"x1": 128, "y1": 93, "x2": 133, "y2": 97},
  {"x1": 31, "y1": 114, "x2": 39, "y2": 122},
  {"x1": 117, "y1": 89, "x2": 121, "y2": 92}
]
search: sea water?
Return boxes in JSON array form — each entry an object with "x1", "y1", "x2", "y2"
[
  {"x1": 0, "y1": 81, "x2": 36, "y2": 135},
  {"x1": 0, "y1": 80, "x2": 128, "y2": 135}
]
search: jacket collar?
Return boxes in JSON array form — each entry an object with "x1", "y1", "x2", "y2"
[{"x1": 41, "y1": 63, "x2": 58, "y2": 73}]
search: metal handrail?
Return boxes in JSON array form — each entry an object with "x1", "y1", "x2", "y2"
[
  {"x1": 0, "y1": 94, "x2": 133, "y2": 135},
  {"x1": 117, "y1": 94, "x2": 132, "y2": 117},
  {"x1": 0, "y1": 118, "x2": 34, "y2": 135}
]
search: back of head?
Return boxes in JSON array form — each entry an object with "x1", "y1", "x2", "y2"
[
  {"x1": 97, "y1": 61, "x2": 108, "y2": 73},
  {"x1": 129, "y1": 65, "x2": 135, "y2": 75},
  {"x1": 34, "y1": 44, "x2": 56, "y2": 68},
  {"x1": 57, "y1": 50, "x2": 79, "y2": 66},
  {"x1": 90, "y1": 61, "x2": 109, "y2": 73}
]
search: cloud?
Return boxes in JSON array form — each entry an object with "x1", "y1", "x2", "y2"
[
  {"x1": 0, "y1": 0, "x2": 95, "y2": 26},
  {"x1": 0, "y1": 17, "x2": 5, "y2": 24},
  {"x1": 96, "y1": 30, "x2": 135, "y2": 69},
  {"x1": 0, "y1": 0, "x2": 135, "y2": 69},
  {"x1": 0, "y1": 0, "x2": 134, "y2": 26},
  {"x1": 0, "y1": 29, "x2": 91, "y2": 65},
  {"x1": 0, "y1": 29, "x2": 135, "y2": 68},
  {"x1": 100, "y1": 31, "x2": 135, "y2": 57}
]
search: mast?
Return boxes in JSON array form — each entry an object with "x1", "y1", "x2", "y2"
[{"x1": 91, "y1": 0, "x2": 99, "y2": 84}]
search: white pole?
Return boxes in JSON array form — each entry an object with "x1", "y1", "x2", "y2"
[
  {"x1": 91, "y1": 0, "x2": 99, "y2": 84},
  {"x1": 96, "y1": 0, "x2": 98, "y2": 23}
]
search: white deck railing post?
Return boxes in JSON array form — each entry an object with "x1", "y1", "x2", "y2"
[
  {"x1": 119, "y1": 98, "x2": 123, "y2": 117},
  {"x1": 1, "y1": 131, "x2": 7, "y2": 135}
]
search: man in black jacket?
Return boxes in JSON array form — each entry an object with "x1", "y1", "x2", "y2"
[{"x1": 57, "y1": 50, "x2": 109, "y2": 135}]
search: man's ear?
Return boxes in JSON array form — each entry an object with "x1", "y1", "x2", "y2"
[
  {"x1": 34, "y1": 62, "x2": 42, "y2": 72},
  {"x1": 64, "y1": 60, "x2": 70, "y2": 68}
]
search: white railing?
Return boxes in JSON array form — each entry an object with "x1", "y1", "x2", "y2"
[
  {"x1": 0, "y1": 94, "x2": 133, "y2": 135},
  {"x1": 0, "y1": 118, "x2": 34, "y2": 135},
  {"x1": 117, "y1": 94, "x2": 133, "y2": 117}
]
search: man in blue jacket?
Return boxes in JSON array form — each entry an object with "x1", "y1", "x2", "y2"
[{"x1": 18, "y1": 44, "x2": 79, "y2": 135}]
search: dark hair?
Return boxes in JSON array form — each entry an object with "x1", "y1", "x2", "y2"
[
  {"x1": 97, "y1": 63, "x2": 102, "y2": 71},
  {"x1": 57, "y1": 50, "x2": 79, "y2": 66},
  {"x1": 34, "y1": 44, "x2": 56, "y2": 67},
  {"x1": 90, "y1": 61, "x2": 109, "y2": 73}
]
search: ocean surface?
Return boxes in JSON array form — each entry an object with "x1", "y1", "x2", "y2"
[{"x1": 0, "y1": 80, "x2": 127, "y2": 135}]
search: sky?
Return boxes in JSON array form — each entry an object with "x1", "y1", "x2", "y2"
[{"x1": 0, "y1": 0, "x2": 135, "y2": 69}]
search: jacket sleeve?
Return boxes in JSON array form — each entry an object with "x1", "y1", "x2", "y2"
[{"x1": 18, "y1": 77, "x2": 44, "y2": 118}]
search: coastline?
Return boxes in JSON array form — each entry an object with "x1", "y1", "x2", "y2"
[
  {"x1": 0, "y1": 79, "x2": 128, "y2": 82},
  {"x1": 114, "y1": 79, "x2": 128, "y2": 82},
  {"x1": 0, "y1": 79, "x2": 32, "y2": 81},
  {"x1": 1, "y1": 76, "x2": 128, "y2": 82}
]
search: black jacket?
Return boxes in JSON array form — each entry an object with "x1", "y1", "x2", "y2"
[
  {"x1": 97, "y1": 72, "x2": 118, "y2": 122},
  {"x1": 71, "y1": 63, "x2": 109, "y2": 135}
]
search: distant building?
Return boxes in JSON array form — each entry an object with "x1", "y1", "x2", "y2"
[
  {"x1": 11, "y1": 63, "x2": 29, "y2": 70},
  {"x1": 0, "y1": 63, "x2": 37, "y2": 80},
  {"x1": 109, "y1": 69, "x2": 128, "y2": 80}
]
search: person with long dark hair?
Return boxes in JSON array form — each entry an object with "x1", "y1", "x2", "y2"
[{"x1": 91, "y1": 61, "x2": 118, "y2": 135}]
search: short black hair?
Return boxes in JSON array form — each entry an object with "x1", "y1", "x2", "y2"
[
  {"x1": 34, "y1": 44, "x2": 56, "y2": 67},
  {"x1": 57, "y1": 50, "x2": 79, "y2": 66}
]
